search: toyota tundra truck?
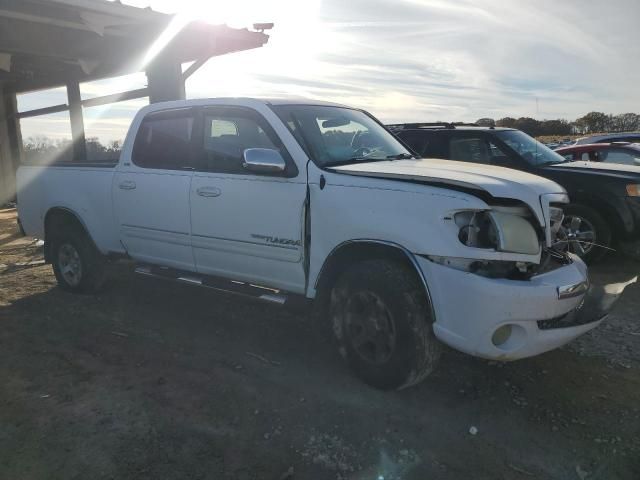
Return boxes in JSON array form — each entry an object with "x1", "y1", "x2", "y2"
[{"x1": 17, "y1": 98, "x2": 610, "y2": 390}]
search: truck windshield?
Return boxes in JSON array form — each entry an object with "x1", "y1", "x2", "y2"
[
  {"x1": 271, "y1": 105, "x2": 413, "y2": 167},
  {"x1": 494, "y1": 130, "x2": 567, "y2": 166}
]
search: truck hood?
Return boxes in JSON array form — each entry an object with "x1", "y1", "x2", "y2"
[
  {"x1": 331, "y1": 158, "x2": 565, "y2": 221},
  {"x1": 544, "y1": 160, "x2": 640, "y2": 180}
]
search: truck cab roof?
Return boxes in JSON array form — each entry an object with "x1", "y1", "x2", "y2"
[
  {"x1": 136, "y1": 97, "x2": 351, "y2": 115},
  {"x1": 387, "y1": 123, "x2": 515, "y2": 132}
]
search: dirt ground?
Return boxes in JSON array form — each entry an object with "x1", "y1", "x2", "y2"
[{"x1": 1, "y1": 206, "x2": 639, "y2": 480}]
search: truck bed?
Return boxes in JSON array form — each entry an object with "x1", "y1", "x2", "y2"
[{"x1": 16, "y1": 163, "x2": 122, "y2": 254}]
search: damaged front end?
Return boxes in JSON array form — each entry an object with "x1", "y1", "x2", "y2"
[
  {"x1": 431, "y1": 198, "x2": 571, "y2": 280},
  {"x1": 427, "y1": 247, "x2": 573, "y2": 280},
  {"x1": 417, "y1": 194, "x2": 636, "y2": 360}
]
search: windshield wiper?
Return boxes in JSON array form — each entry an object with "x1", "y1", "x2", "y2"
[
  {"x1": 386, "y1": 153, "x2": 415, "y2": 160},
  {"x1": 326, "y1": 157, "x2": 387, "y2": 167},
  {"x1": 326, "y1": 153, "x2": 414, "y2": 168}
]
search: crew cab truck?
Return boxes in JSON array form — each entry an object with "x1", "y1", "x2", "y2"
[{"x1": 17, "y1": 98, "x2": 608, "y2": 390}]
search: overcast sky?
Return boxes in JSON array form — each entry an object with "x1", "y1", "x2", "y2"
[{"x1": 18, "y1": 0, "x2": 640, "y2": 142}]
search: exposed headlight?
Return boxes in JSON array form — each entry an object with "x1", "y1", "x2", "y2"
[
  {"x1": 548, "y1": 206, "x2": 565, "y2": 235},
  {"x1": 626, "y1": 184, "x2": 640, "y2": 197},
  {"x1": 454, "y1": 209, "x2": 541, "y2": 255}
]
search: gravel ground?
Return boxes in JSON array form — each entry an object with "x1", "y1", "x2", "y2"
[{"x1": 0, "y1": 207, "x2": 639, "y2": 480}]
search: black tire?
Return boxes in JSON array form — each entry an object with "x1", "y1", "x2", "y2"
[
  {"x1": 329, "y1": 259, "x2": 441, "y2": 390},
  {"x1": 561, "y1": 204, "x2": 612, "y2": 264},
  {"x1": 50, "y1": 225, "x2": 106, "y2": 293}
]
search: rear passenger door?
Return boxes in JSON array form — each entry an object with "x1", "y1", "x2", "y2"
[
  {"x1": 189, "y1": 106, "x2": 307, "y2": 293},
  {"x1": 113, "y1": 108, "x2": 196, "y2": 270}
]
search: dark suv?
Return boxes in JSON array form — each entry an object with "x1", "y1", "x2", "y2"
[{"x1": 390, "y1": 123, "x2": 640, "y2": 262}]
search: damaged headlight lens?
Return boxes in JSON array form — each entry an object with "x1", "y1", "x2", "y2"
[
  {"x1": 455, "y1": 211, "x2": 498, "y2": 249},
  {"x1": 548, "y1": 206, "x2": 565, "y2": 237},
  {"x1": 454, "y1": 209, "x2": 541, "y2": 255}
]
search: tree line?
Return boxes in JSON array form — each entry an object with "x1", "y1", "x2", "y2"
[
  {"x1": 476, "y1": 112, "x2": 640, "y2": 137},
  {"x1": 24, "y1": 136, "x2": 122, "y2": 163}
]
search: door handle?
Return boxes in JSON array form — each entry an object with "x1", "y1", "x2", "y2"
[
  {"x1": 196, "y1": 186, "x2": 222, "y2": 197},
  {"x1": 118, "y1": 180, "x2": 136, "y2": 190}
]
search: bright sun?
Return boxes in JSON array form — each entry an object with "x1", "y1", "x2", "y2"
[{"x1": 138, "y1": 0, "x2": 329, "y2": 95}]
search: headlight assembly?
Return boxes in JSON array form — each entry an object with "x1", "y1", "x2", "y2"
[{"x1": 454, "y1": 209, "x2": 541, "y2": 255}]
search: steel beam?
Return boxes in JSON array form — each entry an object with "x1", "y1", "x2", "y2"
[
  {"x1": 81, "y1": 88, "x2": 148, "y2": 108},
  {"x1": 66, "y1": 81, "x2": 86, "y2": 162}
]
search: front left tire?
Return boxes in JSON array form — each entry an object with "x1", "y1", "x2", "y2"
[{"x1": 329, "y1": 259, "x2": 442, "y2": 390}]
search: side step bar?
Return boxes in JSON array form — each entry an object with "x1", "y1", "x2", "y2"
[{"x1": 134, "y1": 265, "x2": 288, "y2": 305}]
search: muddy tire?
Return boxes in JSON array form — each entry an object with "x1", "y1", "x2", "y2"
[
  {"x1": 330, "y1": 259, "x2": 441, "y2": 390},
  {"x1": 561, "y1": 204, "x2": 611, "y2": 264},
  {"x1": 50, "y1": 226, "x2": 106, "y2": 293}
]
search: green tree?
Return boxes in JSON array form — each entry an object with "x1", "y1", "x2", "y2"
[
  {"x1": 575, "y1": 112, "x2": 609, "y2": 133},
  {"x1": 496, "y1": 117, "x2": 517, "y2": 128},
  {"x1": 475, "y1": 118, "x2": 495, "y2": 127}
]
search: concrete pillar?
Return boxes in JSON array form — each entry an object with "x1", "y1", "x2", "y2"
[
  {"x1": 146, "y1": 59, "x2": 185, "y2": 103},
  {"x1": 0, "y1": 89, "x2": 21, "y2": 205},
  {"x1": 67, "y1": 81, "x2": 86, "y2": 162}
]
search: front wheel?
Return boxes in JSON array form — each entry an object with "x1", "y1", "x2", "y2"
[
  {"x1": 560, "y1": 204, "x2": 611, "y2": 264},
  {"x1": 329, "y1": 259, "x2": 442, "y2": 390}
]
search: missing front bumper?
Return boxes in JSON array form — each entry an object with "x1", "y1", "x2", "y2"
[{"x1": 540, "y1": 277, "x2": 635, "y2": 330}]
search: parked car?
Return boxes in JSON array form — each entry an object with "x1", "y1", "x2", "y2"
[
  {"x1": 556, "y1": 142, "x2": 640, "y2": 166},
  {"x1": 574, "y1": 132, "x2": 640, "y2": 145},
  {"x1": 17, "y1": 99, "x2": 611, "y2": 390},
  {"x1": 390, "y1": 123, "x2": 640, "y2": 262}
]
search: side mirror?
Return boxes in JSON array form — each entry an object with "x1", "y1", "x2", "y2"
[{"x1": 242, "y1": 148, "x2": 286, "y2": 174}]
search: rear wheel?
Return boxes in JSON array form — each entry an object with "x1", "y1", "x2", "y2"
[
  {"x1": 330, "y1": 259, "x2": 441, "y2": 390},
  {"x1": 50, "y1": 226, "x2": 106, "y2": 293},
  {"x1": 560, "y1": 204, "x2": 611, "y2": 264}
]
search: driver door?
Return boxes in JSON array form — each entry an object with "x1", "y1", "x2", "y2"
[{"x1": 189, "y1": 106, "x2": 307, "y2": 293}]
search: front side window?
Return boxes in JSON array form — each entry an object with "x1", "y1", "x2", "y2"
[
  {"x1": 599, "y1": 148, "x2": 640, "y2": 166},
  {"x1": 448, "y1": 136, "x2": 491, "y2": 163},
  {"x1": 200, "y1": 108, "x2": 291, "y2": 175},
  {"x1": 444, "y1": 134, "x2": 512, "y2": 166},
  {"x1": 272, "y1": 105, "x2": 412, "y2": 167},
  {"x1": 132, "y1": 110, "x2": 194, "y2": 170},
  {"x1": 494, "y1": 130, "x2": 566, "y2": 166}
]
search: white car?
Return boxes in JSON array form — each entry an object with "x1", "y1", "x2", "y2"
[{"x1": 17, "y1": 98, "x2": 607, "y2": 389}]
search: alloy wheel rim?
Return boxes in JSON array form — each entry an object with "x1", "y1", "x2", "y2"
[
  {"x1": 58, "y1": 243, "x2": 82, "y2": 286},
  {"x1": 561, "y1": 215, "x2": 596, "y2": 257},
  {"x1": 345, "y1": 291, "x2": 397, "y2": 365}
]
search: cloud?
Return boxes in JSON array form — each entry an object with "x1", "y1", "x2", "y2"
[{"x1": 17, "y1": 0, "x2": 640, "y2": 142}]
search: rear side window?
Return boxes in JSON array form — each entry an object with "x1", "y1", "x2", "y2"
[{"x1": 132, "y1": 109, "x2": 194, "y2": 170}]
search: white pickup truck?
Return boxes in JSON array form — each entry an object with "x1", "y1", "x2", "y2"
[{"x1": 17, "y1": 98, "x2": 608, "y2": 390}]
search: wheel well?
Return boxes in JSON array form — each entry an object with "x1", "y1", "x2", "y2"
[
  {"x1": 43, "y1": 208, "x2": 92, "y2": 263},
  {"x1": 314, "y1": 241, "x2": 426, "y2": 308},
  {"x1": 568, "y1": 196, "x2": 623, "y2": 239}
]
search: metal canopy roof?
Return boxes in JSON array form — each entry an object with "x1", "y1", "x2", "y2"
[{"x1": 0, "y1": 0, "x2": 270, "y2": 93}]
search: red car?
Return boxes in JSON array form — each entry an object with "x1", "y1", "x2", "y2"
[{"x1": 556, "y1": 142, "x2": 640, "y2": 166}]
